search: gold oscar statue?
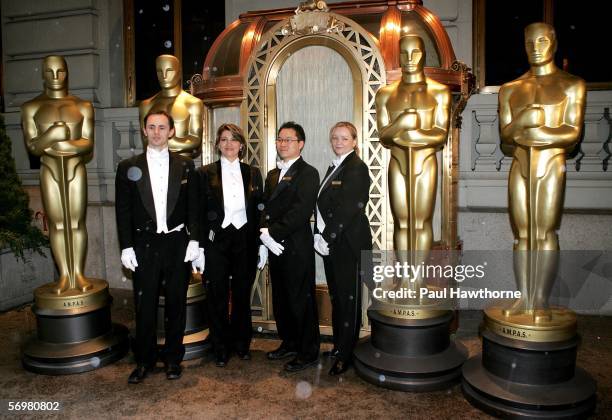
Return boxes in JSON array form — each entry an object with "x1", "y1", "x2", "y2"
[
  {"x1": 21, "y1": 55, "x2": 94, "y2": 295},
  {"x1": 21, "y1": 56, "x2": 128, "y2": 374},
  {"x1": 375, "y1": 34, "x2": 450, "y2": 304},
  {"x1": 462, "y1": 24, "x2": 595, "y2": 417},
  {"x1": 353, "y1": 35, "x2": 466, "y2": 392},
  {"x1": 139, "y1": 54, "x2": 203, "y2": 158},
  {"x1": 486, "y1": 22, "x2": 586, "y2": 341}
]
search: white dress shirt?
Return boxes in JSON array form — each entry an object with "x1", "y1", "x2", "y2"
[
  {"x1": 220, "y1": 157, "x2": 247, "y2": 229},
  {"x1": 146, "y1": 147, "x2": 183, "y2": 233},
  {"x1": 316, "y1": 151, "x2": 352, "y2": 234}
]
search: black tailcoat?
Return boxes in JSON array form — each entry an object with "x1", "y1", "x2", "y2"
[
  {"x1": 115, "y1": 151, "x2": 198, "y2": 366},
  {"x1": 316, "y1": 151, "x2": 372, "y2": 363},
  {"x1": 260, "y1": 157, "x2": 320, "y2": 359},
  {"x1": 198, "y1": 160, "x2": 263, "y2": 353}
]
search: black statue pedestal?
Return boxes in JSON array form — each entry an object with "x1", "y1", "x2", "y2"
[
  {"x1": 22, "y1": 279, "x2": 129, "y2": 375},
  {"x1": 354, "y1": 309, "x2": 467, "y2": 391},
  {"x1": 462, "y1": 329, "x2": 597, "y2": 418}
]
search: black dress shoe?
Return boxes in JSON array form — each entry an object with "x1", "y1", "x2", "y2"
[
  {"x1": 215, "y1": 351, "x2": 229, "y2": 367},
  {"x1": 267, "y1": 346, "x2": 297, "y2": 361},
  {"x1": 322, "y1": 348, "x2": 340, "y2": 358},
  {"x1": 236, "y1": 350, "x2": 251, "y2": 360},
  {"x1": 128, "y1": 365, "x2": 150, "y2": 384},
  {"x1": 165, "y1": 364, "x2": 182, "y2": 380},
  {"x1": 284, "y1": 356, "x2": 319, "y2": 373},
  {"x1": 328, "y1": 359, "x2": 350, "y2": 376}
]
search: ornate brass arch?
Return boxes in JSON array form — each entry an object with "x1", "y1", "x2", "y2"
[
  {"x1": 243, "y1": 11, "x2": 389, "y2": 251},
  {"x1": 264, "y1": 36, "x2": 363, "y2": 173}
]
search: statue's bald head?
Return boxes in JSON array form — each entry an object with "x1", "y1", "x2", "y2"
[
  {"x1": 524, "y1": 22, "x2": 557, "y2": 66},
  {"x1": 399, "y1": 35, "x2": 425, "y2": 74},
  {"x1": 525, "y1": 22, "x2": 556, "y2": 41},
  {"x1": 156, "y1": 54, "x2": 181, "y2": 89},
  {"x1": 42, "y1": 55, "x2": 68, "y2": 90}
]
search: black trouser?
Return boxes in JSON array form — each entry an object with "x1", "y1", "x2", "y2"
[
  {"x1": 323, "y1": 236, "x2": 362, "y2": 363},
  {"x1": 204, "y1": 224, "x2": 254, "y2": 354},
  {"x1": 132, "y1": 230, "x2": 190, "y2": 367},
  {"x1": 270, "y1": 247, "x2": 320, "y2": 360}
]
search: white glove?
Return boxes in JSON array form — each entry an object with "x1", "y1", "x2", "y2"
[
  {"x1": 257, "y1": 245, "x2": 268, "y2": 270},
  {"x1": 121, "y1": 247, "x2": 138, "y2": 272},
  {"x1": 314, "y1": 234, "x2": 330, "y2": 256},
  {"x1": 184, "y1": 240, "x2": 200, "y2": 262},
  {"x1": 192, "y1": 247, "x2": 205, "y2": 273},
  {"x1": 260, "y1": 228, "x2": 284, "y2": 256}
]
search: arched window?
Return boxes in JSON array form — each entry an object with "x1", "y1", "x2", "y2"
[
  {"x1": 474, "y1": 0, "x2": 612, "y2": 91},
  {"x1": 123, "y1": 0, "x2": 225, "y2": 104}
]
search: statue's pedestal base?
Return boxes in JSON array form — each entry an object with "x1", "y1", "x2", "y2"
[
  {"x1": 354, "y1": 310, "x2": 467, "y2": 391},
  {"x1": 157, "y1": 278, "x2": 210, "y2": 360},
  {"x1": 22, "y1": 279, "x2": 129, "y2": 375},
  {"x1": 462, "y1": 328, "x2": 597, "y2": 418}
]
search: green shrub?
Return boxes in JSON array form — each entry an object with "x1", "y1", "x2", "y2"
[{"x1": 0, "y1": 114, "x2": 48, "y2": 261}]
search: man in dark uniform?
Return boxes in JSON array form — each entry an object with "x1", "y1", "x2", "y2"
[
  {"x1": 115, "y1": 110, "x2": 199, "y2": 383},
  {"x1": 259, "y1": 121, "x2": 320, "y2": 372}
]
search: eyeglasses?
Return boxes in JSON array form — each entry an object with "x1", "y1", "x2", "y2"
[{"x1": 275, "y1": 137, "x2": 299, "y2": 144}]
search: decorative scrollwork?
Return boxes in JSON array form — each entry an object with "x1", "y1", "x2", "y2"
[
  {"x1": 295, "y1": 0, "x2": 329, "y2": 13},
  {"x1": 187, "y1": 73, "x2": 203, "y2": 95},
  {"x1": 450, "y1": 60, "x2": 470, "y2": 73},
  {"x1": 450, "y1": 60, "x2": 476, "y2": 129},
  {"x1": 281, "y1": 8, "x2": 344, "y2": 36}
]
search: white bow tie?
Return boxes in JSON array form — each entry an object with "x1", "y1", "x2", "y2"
[
  {"x1": 332, "y1": 157, "x2": 342, "y2": 167},
  {"x1": 147, "y1": 148, "x2": 169, "y2": 160},
  {"x1": 277, "y1": 160, "x2": 291, "y2": 171}
]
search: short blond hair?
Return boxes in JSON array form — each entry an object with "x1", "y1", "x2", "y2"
[{"x1": 329, "y1": 121, "x2": 359, "y2": 156}]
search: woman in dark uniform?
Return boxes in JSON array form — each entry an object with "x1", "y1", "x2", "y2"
[
  {"x1": 193, "y1": 123, "x2": 263, "y2": 367},
  {"x1": 315, "y1": 121, "x2": 372, "y2": 375}
]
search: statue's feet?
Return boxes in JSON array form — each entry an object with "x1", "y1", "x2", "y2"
[
  {"x1": 52, "y1": 276, "x2": 70, "y2": 295},
  {"x1": 532, "y1": 295, "x2": 552, "y2": 323},
  {"x1": 75, "y1": 274, "x2": 93, "y2": 292},
  {"x1": 502, "y1": 298, "x2": 528, "y2": 317},
  {"x1": 534, "y1": 308, "x2": 552, "y2": 323}
]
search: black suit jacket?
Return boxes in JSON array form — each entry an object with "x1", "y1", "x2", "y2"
[
  {"x1": 197, "y1": 160, "x2": 263, "y2": 251},
  {"x1": 260, "y1": 157, "x2": 319, "y2": 251},
  {"x1": 316, "y1": 151, "x2": 372, "y2": 259},
  {"x1": 115, "y1": 151, "x2": 199, "y2": 250}
]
